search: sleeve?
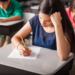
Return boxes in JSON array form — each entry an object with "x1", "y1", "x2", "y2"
[
  {"x1": 13, "y1": 4, "x2": 23, "y2": 18},
  {"x1": 29, "y1": 15, "x2": 38, "y2": 32}
]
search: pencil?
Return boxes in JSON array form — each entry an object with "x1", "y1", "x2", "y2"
[{"x1": 21, "y1": 37, "x2": 28, "y2": 50}]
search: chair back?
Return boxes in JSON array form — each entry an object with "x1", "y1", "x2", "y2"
[{"x1": 23, "y1": 12, "x2": 35, "y2": 23}]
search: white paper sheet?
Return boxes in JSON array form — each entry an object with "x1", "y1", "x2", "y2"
[{"x1": 8, "y1": 46, "x2": 41, "y2": 59}]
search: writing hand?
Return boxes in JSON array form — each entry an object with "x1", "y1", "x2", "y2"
[{"x1": 18, "y1": 44, "x2": 31, "y2": 56}]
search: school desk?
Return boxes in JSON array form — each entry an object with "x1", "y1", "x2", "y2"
[
  {"x1": 0, "y1": 18, "x2": 24, "y2": 36},
  {"x1": 0, "y1": 44, "x2": 74, "y2": 75}
]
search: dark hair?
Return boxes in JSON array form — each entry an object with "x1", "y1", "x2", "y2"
[
  {"x1": 70, "y1": 0, "x2": 75, "y2": 12},
  {"x1": 0, "y1": 0, "x2": 8, "y2": 2},
  {"x1": 38, "y1": 0, "x2": 75, "y2": 54}
]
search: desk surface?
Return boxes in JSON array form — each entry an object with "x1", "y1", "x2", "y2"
[
  {"x1": 0, "y1": 44, "x2": 74, "y2": 75},
  {"x1": 30, "y1": 5, "x2": 39, "y2": 9},
  {"x1": 0, "y1": 20, "x2": 23, "y2": 26},
  {"x1": 0, "y1": 17, "x2": 23, "y2": 26}
]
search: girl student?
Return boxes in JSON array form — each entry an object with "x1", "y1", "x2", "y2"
[{"x1": 11, "y1": 0, "x2": 75, "y2": 61}]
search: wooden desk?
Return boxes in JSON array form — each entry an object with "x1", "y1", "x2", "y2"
[
  {"x1": 0, "y1": 18, "x2": 24, "y2": 36},
  {"x1": 0, "y1": 44, "x2": 74, "y2": 75}
]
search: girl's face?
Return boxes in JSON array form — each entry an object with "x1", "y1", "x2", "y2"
[
  {"x1": 71, "y1": 8, "x2": 75, "y2": 20},
  {"x1": 39, "y1": 12, "x2": 53, "y2": 27},
  {"x1": 0, "y1": 0, "x2": 10, "y2": 10}
]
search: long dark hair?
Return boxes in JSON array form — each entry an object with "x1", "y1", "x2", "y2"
[
  {"x1": 38, "y1": 0, "x2": 75, "y2": 54},
  {"x1": 70, "y1": 0, "x2": 75, "y2": 12}
]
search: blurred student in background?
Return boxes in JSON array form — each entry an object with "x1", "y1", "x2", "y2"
[
  {"x1": 65, "y1": 0, "x2": 75, "y2": 32},
  {"x1": 0, "y1": 0, "x2": 23, "y2": 47}
]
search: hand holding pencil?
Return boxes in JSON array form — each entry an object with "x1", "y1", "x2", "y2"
[{"x1": 17, "y1": 37, "x2": 31, "y2": 56}]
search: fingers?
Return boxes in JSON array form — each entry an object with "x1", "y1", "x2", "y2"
[
  {"x1": 51, "y1": 12, "x2": 61, "y2": 17},
  {"x1": 19, "y1": 49, "x2": 30, "y2": 56},
  {"x1": 18, "y1": 44, "x2": 31, "y2": 56},
  {"x1": 52, "y1": 12, "x2": 60, "y2": 15},
  {"x1": 19, "y1": 47, "x2": 31, "y2": 56},
  {"x1": 50, "y1": 12, "x2": 62, "y2": 26},
  {"x1": 22, "y1": 52, "x2": 30, "y2": 56},
  {"x1": 27, "y1": 48, "x2": 32, "y2": 52}
]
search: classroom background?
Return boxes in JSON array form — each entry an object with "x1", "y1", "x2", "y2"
[{"x1": 0, "y1": 0, "x2": 75, "y2": 75}]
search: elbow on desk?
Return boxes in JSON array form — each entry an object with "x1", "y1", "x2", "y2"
[
  {"x1": 58, "y1": 49, "x2": 70, "y2": 61},
  {"x1": 58, "y1": 51, "x2": 69, "y2": 60},
  {"x1": 59, "y1": 55, "x2": 69, "y2": 61},
  {"x1": 60, "y1": 57, "x2": 67, "y2": 61}
]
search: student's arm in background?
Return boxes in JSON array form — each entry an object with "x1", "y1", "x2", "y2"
[
  {"x1": 0, "y1": 6, "x2": 23, "y2": 22},
  {"x1": 11, "y1": 21, "x2": 32, "y2": 56},
  {"x1": 0, "y1": 15, "x2": 22, "y2": 22}
]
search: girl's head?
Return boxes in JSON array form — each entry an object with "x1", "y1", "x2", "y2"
[
  {"x1": 70, "y1": 0, "x2": 75, "y2": 20},
  {"x1": 38, "y1": 0, "x2": 60, "y2": 15},
  {"x1": 38, "y1": 0, "x2": 60, "y2": 27},
  {"x1": 38, "y1": 0, "x2": 75, "y2": 53},
  {"x1": 38, "y1": 0, "x2": 65, "y2": 27},
  {"x1": 0, "y1": 0, "x2": 10, "y2": 10}
]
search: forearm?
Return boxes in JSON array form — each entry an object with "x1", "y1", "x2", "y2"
[
  {"x1": 4, "y1": 15, "x2": 22, "y2": 22},
  {"x1": 55, "y1": 23, "x2": 70, "y2": 60}
]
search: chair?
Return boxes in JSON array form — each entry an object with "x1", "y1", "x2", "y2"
[
  {"x1": 23, "y1": 12, "x2": 35, "y2": 44},
  {"x1": 23, "y1": 12, "x2": 35, "y2": 23}
]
